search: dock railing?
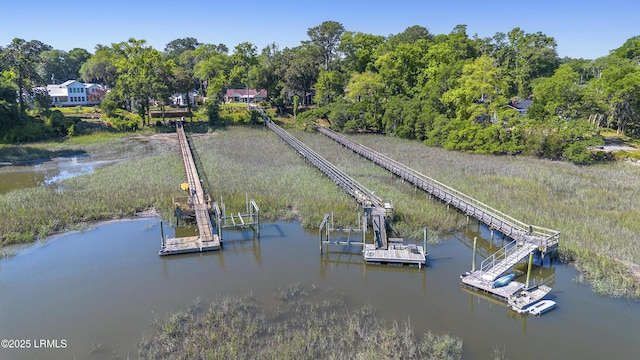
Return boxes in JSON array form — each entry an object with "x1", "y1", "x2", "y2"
[
  {"x1": 317, "y1": 126, "x2": 560, "y2": 248},
  {"x1": 264, "y1": 117, "x2": 384, "y2": 209}
]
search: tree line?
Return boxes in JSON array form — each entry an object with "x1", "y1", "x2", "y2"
[{"x1": 1, "y1": 21, "x2": 639, "y2": 163}]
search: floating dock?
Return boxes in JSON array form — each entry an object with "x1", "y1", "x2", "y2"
[
  {"x1": 317, "y1": 213, "x2": 427, "y2": 268},
  {"x1": 461, "y1": 270, "x2": 551, "y2": 312},
  {"x1": 460, "y1": 270, "x2": 551, "y2": 311}
]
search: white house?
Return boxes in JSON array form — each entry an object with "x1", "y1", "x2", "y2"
[
  {"x1": 47, "y1": 80, "x2": 106, "y2": 106},
  {"x1": 171, "y1": 91, "x2": 198, "y2": 106}
]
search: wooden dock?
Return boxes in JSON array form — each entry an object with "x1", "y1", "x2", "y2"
[
  {"x1": 316, "y1": 126, "x2": 560, "y2": 253},
  {"x1": 318, "y1": 213, "x2": 427, "y2": 268},
  {"x1": 461, "y1": 271, "x2": 525, "y2": 299},
  {"x1": 160, "y1": 122, "x2": 220, "y2": 255},
  {"x1": 461, "y1": 271, "x2": 551, "y2": 312},
  {"x1": 261, "y1": 114, "x2": 426, "y2": 267},
  {"x1": 363, "y1": 242, "x2": 427, "y2": 267}
]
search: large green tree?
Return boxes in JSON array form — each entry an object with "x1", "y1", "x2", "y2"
[
  {"x1": 79, "y1": 46, "x2": 120, "y2": 87},
  {"x1": 2, "y1": 38, "x2": 52, "y2": 112},
  {"x1": 501, "y1": 28, "x2": 559, "y2": 97},
  {"x1": 193, "y1": 44, "x2": 230, "y2": 100},
  {"x1": 600, "y1": 59, "x2": 640, "y2": 135},
  {"x1": 306, "y1": 21, "x2": 345, "y2": 71},
  {"x1": 111, "y1": 38, "x2": 167, "y2": 125},
  {"x1": 528, "y1": 64, "x2": 586, "y2": 121},
  {"x1": 280, "y1": 46, "x2": 321, "y2": 106},
  {"x1": 164, "y1": 37, "x2": 201, "y2": 60},
  {"x1": 38, "y1": 48, "x2": 91, "y2": 84},
  {"x1": 338, "y1": 32, "x2": 384, "y2": 73}
]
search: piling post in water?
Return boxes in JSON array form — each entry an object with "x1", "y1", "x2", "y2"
[
  {"x1": 362, "y1": 213, "x2": 367, "y2": 244},
  {"x1": 256, "y1": 209, "x2": 260, "y2": 239},
  {"x1": 423, "y1": 227, "x2": 428, "y2": 258},
  {"x1": 160, "y1": 221, "x2": 165, "y2": 248},
  {"x1": 472, "y1": 237, "x2": 477, "y2": 272},
  {"x1": 525, "y1": 252, "x2": 534, "y2": 289}
]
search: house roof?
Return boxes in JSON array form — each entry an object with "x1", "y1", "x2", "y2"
[
  {"x1": 47, "y1": 84, "x2": 67, "y2": 97},
  {"x1": 45, "y1": 80, "x2": 106, "y2": 97},
  {"x1": 60, "y1": 79, "x2": 83, "y2": 87},
  {"x1": 513, "y1": 99, "x2": 532, "y2": 110}
]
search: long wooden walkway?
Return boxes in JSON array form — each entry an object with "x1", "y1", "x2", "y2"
[
  {"x1": 159, "y1": 122, "x2": 220, "y2": 255},
  {"x1": 261, "y1": 113, "x2": 425, "y2": 266},
  {"x1": 317, "y1": 126, "x2": 558, "y2": 278},
  {"x1": 265, "y1": 119, "x2": 384, "y2": 210}
]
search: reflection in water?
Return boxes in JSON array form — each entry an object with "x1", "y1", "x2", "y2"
[
  {"x1": 0, "y1": 218, "x2": 639, "y2": 360},
  {"x1": 0, "y1": 156, "x2": 116, "y2": 194}
]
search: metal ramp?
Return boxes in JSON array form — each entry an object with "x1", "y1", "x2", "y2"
[
  {"x1": 480, "y1": 240, "x2": 539, "y2": 281},
  {"x1": 371, "y1": 210, "x2": 388, "y2": 248}
]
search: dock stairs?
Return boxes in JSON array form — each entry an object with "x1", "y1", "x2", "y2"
[{"x1": 480, "y1": 240, "x2": 539, "y2": 281}]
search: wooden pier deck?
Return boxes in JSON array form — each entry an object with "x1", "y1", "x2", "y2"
[
  {"x1": 261, "y1": 114, "x2": 425, "y2": 267},
  {"x1": 160, "y1": 123, "x2": 220, "y2": 255},
  {"x1": 363, "y1": 243, "x2": 427, "y2": 267}
]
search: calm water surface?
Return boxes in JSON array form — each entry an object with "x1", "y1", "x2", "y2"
[
  {"x1": 0, "y1": 218, "x2": 638, "y2": 360},
  {"x1": 0, "y1": 155, "x2": 115, "y2": 194}
]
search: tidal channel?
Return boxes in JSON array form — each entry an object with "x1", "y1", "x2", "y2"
[{"x1": 1, "y1": 217, "x2": 639, "y2": 359}]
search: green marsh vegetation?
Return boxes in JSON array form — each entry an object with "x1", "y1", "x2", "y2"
[
  {"x1": 0, "y1": 131, "x2": 184, "y2": 245},
  {"x1": 138, "y1": 284, "x2": 463, "y2": 360},
  {"x1": 192, "y1": 125, "x2": 460, "y2": 240},
  {"x1": 336, "y1": 132, "x2": 640, "y2": 297},
  {"x1": 198, "y1": 121, "x2": 639, "y2": 298},
  {"x1": 2, "y1": 122, "x2": 639, "y2": 298}
]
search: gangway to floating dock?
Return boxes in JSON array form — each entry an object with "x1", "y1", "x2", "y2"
[{"x1": 316, "y1": 125, "x2": 559, "y2": 308}]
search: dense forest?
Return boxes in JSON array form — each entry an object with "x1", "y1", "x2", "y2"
[{"x1": 1, "y1": 21, "x2": 639, "y2": 163}]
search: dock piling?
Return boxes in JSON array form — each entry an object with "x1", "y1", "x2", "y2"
[
  {"x1": 160, "y1": 221, "x2": 165, "y2": 249},
  {"x1": 525, "y1": 252, "x2": 534, "y2": 289},
  {"x1": 423, "y1": 227, "x2": 428, "y2": 258},
  {"x1": 472, "y1": 237, "x2": 477, "y2": 272}
]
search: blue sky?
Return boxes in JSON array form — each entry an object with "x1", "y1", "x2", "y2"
[{"x1": 1, "y1": 0, "x2": 638, "y2": 59}]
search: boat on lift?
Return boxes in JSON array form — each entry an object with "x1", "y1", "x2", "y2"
[{"x1": 492, "y1": 273, "x2": 516, "y2": 288}]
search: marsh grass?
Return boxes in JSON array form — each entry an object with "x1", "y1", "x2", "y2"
[
  {"x1": 193, "y1": 126, "x2": 361, "y2": 229},
  {"x1": 138, "y1": 285, "x2": 463, "y2": 360},
  {"x1": 0, "y1": 133, "x2": 184, "y2": 244},
  {"x1": 193, "y1": 126, "x2": 460, "y2": 242},
  {"x1": 337, "y1": 133, "x2": 640, "y2": 297},
  {"x1": 192, "y1": 122, "x2": 640, "y2": 303},
  {"x1": 3, "y1": 124, "x2": 639, "y2": 297}
]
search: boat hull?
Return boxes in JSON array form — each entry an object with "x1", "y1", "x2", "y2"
[
  {"x1": 492, "y1": 273, "x2": 516, "y2": 288},
  {"x1": 528, "y1": 299, "x2": 556, "y2": 315}
]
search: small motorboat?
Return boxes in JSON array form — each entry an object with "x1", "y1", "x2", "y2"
[
  {"x1": 528, "y1": 299, "x2": 556, "y2": 316},
  {"x1": 492, "y1": 273, "x2": 516, "y2": 288}
]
